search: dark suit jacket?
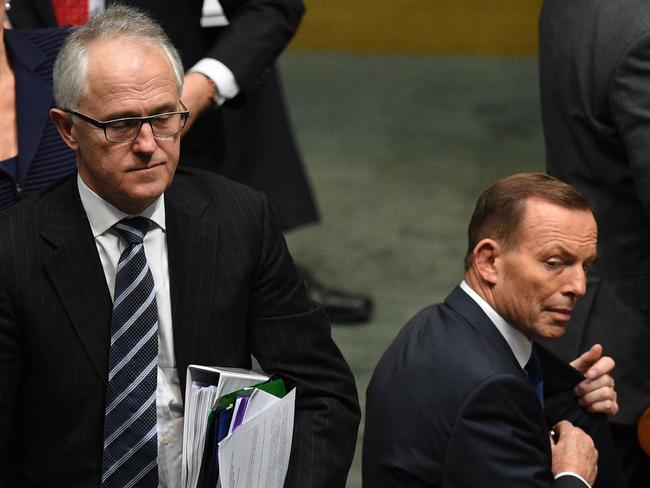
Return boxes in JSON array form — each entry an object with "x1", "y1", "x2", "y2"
[
  {"x1": 539, "y1": 0, "x2": 650, "y2": 427},
  {"x1": 9, "y1": 0, "x2": 319, "y2": 231},
  {"x1": 0, "y1": 27, "x2": 76, "y2": 210},
  {"x1": 0, "y1": 167, "x2": 359, "y2": 487},
  {"x1": 363, "y1": 287, "x2": 623, "y2": 488}
]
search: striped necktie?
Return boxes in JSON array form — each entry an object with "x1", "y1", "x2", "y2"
[{"x1": 101, "y1": 217, "x2": 158, "y2": 488}]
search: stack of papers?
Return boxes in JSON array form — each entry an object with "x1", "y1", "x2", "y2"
[{"x1": 181, "y1": 365, "x2": 295, "y2": 488}]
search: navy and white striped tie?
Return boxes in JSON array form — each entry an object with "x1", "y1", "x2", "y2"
[{"x1": 101, "y1": 217, "x2": 158, "y2": 488}]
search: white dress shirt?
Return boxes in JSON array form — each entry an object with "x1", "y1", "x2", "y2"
[
  {"x1": 78, "y1": 175, "x2": 184, "y2": 488},
  {"x1": 459, "y1": 281, "x2": 591, "y2": 488}
]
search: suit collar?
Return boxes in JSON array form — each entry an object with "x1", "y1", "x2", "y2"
[
  {"x1": 445, "y1": 285, "x2": 525, "y2": 375},
  {"x1": 4, "y1": 29, "x2": 45, "y2": 72},
  {"x1": 40, "y1": 175, "x2": 114, "y2": 383},
  {"x1": 39, "y1": 170, "x2": 220, "y2": 391},
  {"x1": 5, "y1": 29, "x2": 55, "y2": 183},
  {"x1": 77, "y1": 173, "x2": 167, "y2": 236},
  {"x1": 445, "y1": 285, "x2": 585, "y2": 385},
  {"x1": 446, "y1": 285, "x2": 589, "y2": 426},
  {"x1": 459, "y1": 280, "x2": 532, "y2": 368}
]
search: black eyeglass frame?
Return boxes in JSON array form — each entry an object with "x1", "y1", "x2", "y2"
[{"x1": 65, "y1": 101, "x2": 190, "y2": 143}]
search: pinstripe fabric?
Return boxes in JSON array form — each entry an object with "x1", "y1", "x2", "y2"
[
  {"x1": 0, "y1": 28, "x2": 76, "y2": 211},
  {"x1": 101, "y1": 218, "x2": 158, "y2": 488},
  {"x1": 0, "y1": 168, "x2": 359, "y2": 487}
]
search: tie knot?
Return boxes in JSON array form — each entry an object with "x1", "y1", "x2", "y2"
[{"x1": 114, "y1": 217, "x2": 151, "y2": 245}]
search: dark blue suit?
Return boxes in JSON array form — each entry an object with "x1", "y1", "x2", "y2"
[
  {"x1": 363, "y1": 287, "x2": 623, "y2": 488},
  {"x1": 0, "y1": 27, "x2": 75, "y2": 210}
]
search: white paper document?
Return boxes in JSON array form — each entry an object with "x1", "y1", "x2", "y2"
[
  {"x1": 181, "y1": 366, "x2": 269, "y2": 488},
  {"x1": 218, "y1": 388, "x2": 296, "y2": 488}
]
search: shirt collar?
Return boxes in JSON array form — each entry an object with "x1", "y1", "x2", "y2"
[
  {"x1": 77, "y1": 173, "x2": 166, "y2": 237},
  {"x1": 460, "y1": 280, "x2": 531, "y2": 369}
]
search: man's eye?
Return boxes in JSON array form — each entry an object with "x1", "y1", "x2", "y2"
[
  {"x1": 109, "y1": 119, "x2": 139, "y2": 130},
  {"x1": 545, "y1": 259, "x2": 563, "y2": 268}
]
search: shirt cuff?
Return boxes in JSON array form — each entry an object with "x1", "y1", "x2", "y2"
[
  {"x1": 555, "y1": 472, "x2": 592, "y2": 488},
  {"x1": 189, "y1": 58, "x2": 240, "y2": 103}
]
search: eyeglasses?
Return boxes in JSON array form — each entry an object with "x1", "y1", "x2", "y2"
[{"x1": 65, "y1": 102, "x2": 190, "y2": 143}]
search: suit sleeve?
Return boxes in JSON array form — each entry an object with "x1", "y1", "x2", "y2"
[
  {"x1": 246, "y1": 196, "x2": 360, "y2": 488},
  {"x1": 209, "y1": 0, "x2": 305, "y2": 96},
  {"x1": 445, "y1": 374, "x2": 585, "y2": 488},
  {"x1": 0, "y1": 279, "x2": 25, "y2": 486},
  {"x1": 609, "y1": 31, "x2": 650, "y2": 221}
]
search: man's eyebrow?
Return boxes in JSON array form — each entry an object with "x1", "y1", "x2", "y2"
[
  {"x1": 544, "y1": 244, "x2": 597, "y2": 261},
  {"x1": 102, "y1": 104, "x2": 179, "y2": 120}
]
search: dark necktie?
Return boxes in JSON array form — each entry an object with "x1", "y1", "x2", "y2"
[
  {"x1": 525, "y1": 348, "x2": 544, "y2": 408},
  {"x1": 51, "y1": 0, "x2": 89, "y2": 25},
  {"x1": 101, "y1": 217, "x2": 158, "y2": 488}
]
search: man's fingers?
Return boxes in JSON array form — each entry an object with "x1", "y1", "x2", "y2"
[
  {"x1": 574, "y1": 374, "x2": 615, "y2": 396},
  {"x1": 585, "y1": 356, "x2": 615, "y2": 380},
  {"x1": 576, "y1": 387, "x2": 618, "y2": 415},
  {"x1": 570, "y1": 344, "x2": 602, "y2": 374},
  {"x1": 584, "y1": 399, "x2": 619, "y2": 416},
  {"x1": 577, "y1": 386, "x2": 616, "y2": 406},
  {"x1": 553, "y1": 419, "x2": 574, "y2": 435}
]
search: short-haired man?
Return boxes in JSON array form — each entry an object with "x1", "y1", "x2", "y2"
[
  {"x1": 0, "y1": 6, "x2": 359, "y2": 487},
  {"x1": 363, "y1": 173, "x2": 622, "y2": 488}
]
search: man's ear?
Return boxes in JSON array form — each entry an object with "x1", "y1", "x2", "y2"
[
  {"x1": 50, "y1": 108, "x2": 79, "y2": 150},
  {"x1": 472, "y1": 238, "x2": 500, "y2": 285}
]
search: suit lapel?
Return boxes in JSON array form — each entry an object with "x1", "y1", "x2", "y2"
[
  {"x1": 5, "y1": 29, "x2": 55, "y2": 184},
  {"x1": 41, "y1": 177, "x2": 113, "y2": 383},
  {"x1": 535, "y1": 343, "x2": 585, "y2": 425},
  {"x1": 164, "y1": 175, "x2": 217, "y2": 394},
  {"x1": 40, "y1": 172, "x2": 220, "y2": 389},
  {"x1": 445, "y1": 286, "x2": 551, "y2": 449},
  {"x1": 445, "y1": 286, "x2": 526, "y2": 376}
]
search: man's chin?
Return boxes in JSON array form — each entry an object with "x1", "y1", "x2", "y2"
[{"x1": 541, "y1": 322, "x2": 569, "y2": 340}]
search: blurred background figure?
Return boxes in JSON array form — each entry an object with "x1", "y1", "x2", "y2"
[
  {"x1": 8, "y1": 0, "x2": 373, "y2": 323},
  {"x1": 539, "y1": 1, "x2": 650, "y2": 486},
  {"x1": 0, "y1": 0, "x2": 74, "y2": 210}
]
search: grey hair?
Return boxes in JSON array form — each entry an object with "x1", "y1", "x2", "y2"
[{"x1": 53, "y1": 4, "x2": 184, "y2": 110}]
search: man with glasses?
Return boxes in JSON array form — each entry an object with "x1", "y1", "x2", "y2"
[
  {"x1": 9, "y1": 0, "x2": 375, "y2": 326},
  {"x1": 0, "y1": 6, "x2": 359, "y2": 487},
  {"x1": 64, "y1": 102, "x2": 190, "y2": 145}
]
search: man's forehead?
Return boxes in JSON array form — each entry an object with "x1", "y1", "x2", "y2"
[
  {"x1": 521, "y1": 197, "x2": 594, "y2": 222},
  {"x1": 81, "y1": 37, "x2": 178, "y2": 112},
  {"x1": 86, "y1": 36, "x2": 169, "y2": 71},
  {"x1": 519, "y1": 197, "x2": 597, "y2": 246}
]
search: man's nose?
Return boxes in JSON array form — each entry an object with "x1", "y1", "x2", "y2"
[
  {"x1": 563, "y1": 265, "x2": 587, "y2": 298},
  {"x1": 132, "y1": 121, "x2": 157, "y2": 154}
]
